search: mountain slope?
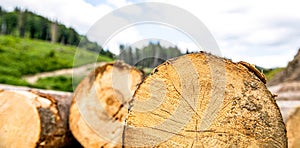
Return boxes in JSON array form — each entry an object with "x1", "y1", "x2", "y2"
[{"x1": 268, "y1": 49, "x2": 300, "y2": 86}]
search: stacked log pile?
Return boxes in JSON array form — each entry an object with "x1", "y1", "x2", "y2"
[{"x1": 0, "y1": 53, "x2": 288, "y2": 147}]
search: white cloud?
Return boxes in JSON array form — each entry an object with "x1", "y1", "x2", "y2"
[
  {"x1": 176, "y1": 41, "x2": 199, "y2": 53},
  {"x1": 103, "y1": 26, "x2": 143, "y2": 54},
  {"x1": 153, "y1": 0, "x2": 300, "y2": 68},
  {"x1": 107, "y1": 0, "x2": 132, "y2": 8},
  {"x1": 239, "y1": 53, "x2": 297, "y2": 69},
  {"x1": 1, "y1": 0, "x2": 300, "y2": 68}
]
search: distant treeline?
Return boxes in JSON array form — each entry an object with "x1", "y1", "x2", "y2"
[
  {"x1": 119, "y1": 42, "x2": 183, "y2": 68},
  {"x1": 0, "y1": 6, "x2": 114, "y2": 58}
]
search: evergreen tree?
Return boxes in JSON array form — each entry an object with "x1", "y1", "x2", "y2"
[
  {"x1": 18, "y1": 10, "x2": 26, "y2": 37},
  {"x1": 119, "y1": 44, "x2": 125, "y2": 61},
  {"x1": 186, "y1": 49, "x2": 189, "y2": 54},
  {"x1": 135, "y1": 48, "x2": 140, "y2": 64},
  {"x1": 0, "y1": 7, "x2": 113, "y2": 56},
  {"x1": 4, "y1": 12, "x2": 18, "y2": 35},
  {"x1": 118, "y1": 42, "x2": 183, "y2": 67},
  {"x1": 128, "y1": 47, "x2": 133, "y2": 65}
]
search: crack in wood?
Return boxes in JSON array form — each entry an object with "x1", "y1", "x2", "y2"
[
  {"x1": 150, "y1": 112, "x2": 185, "y2": 125},
  {"x1": 148, "y1": 126, "x2": 186, "y2": 138},
  {"x1": 111, "y1": 103, "x2": 124, "y2": 119},
  {"x1": 185, "y1": 129, "x2": 217, "y2": 133},
  {"x1": 172, "y1": 87, "x2": 202, "y2": 120}
]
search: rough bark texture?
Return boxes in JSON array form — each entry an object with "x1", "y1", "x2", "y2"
[
  {"x1": 0, "y1": 89, "x2": 79, "y2": 148},
  {"x1": 123, "y1": 52, "x2": 287, "y2": 147},
  {"x1": 286, "y1": 105, "x2": 300, "y2": 148},
  {"x1": 69, "y1": 62, "x2": 143, "y2": 147}
]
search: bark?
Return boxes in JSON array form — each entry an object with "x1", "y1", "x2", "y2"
[
  {"x1": 0, "y1": 89, "x2": 80, "y2": 148},
  {"x1": 123, "y1": 52, "x2": 287, "y2": 147}
]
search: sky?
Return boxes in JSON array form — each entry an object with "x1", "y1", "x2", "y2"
[{"x1": 0, "y1": 0, "x2": 300, "y2": 68}]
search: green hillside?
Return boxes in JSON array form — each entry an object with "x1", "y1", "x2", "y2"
[
  {"x1": 0, "y1": 6, "x2": 114, "y2": 58},
  {"x1": 0, "y1": 35, "x2": 113, "y2": 88},
  {"x1": 255, "y1": 65, "x2": 285, "y2": 82},
  {"x1": 264, "y1": 68, "x2": 285, "y2": 81}
]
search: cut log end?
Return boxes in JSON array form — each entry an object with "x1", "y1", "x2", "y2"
[
  {"x1": 0, "y1": 91, "x2": 40, "y2": 148},
  {"x1": 69, "y1": 62, "x2": 143, "y2": 147},
  {"x1": 123, "y1": 53, "x2": 287, "y2": 147},
  {"x1": 287, "y1": 105, "x2": 300, "y2": 147},
  {"x1": 0, "y1": 90, "x2": 77, "y2": 147}
]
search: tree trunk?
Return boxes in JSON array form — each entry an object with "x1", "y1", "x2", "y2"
[
  {"x1": 123, "y1": 52, "x2": 287, "y2": 147},
  {"x1": 50, "y1": 23, "x2": 58, "y2": 43},
  {"x1": 69, "y1": 62, "x2": 143, "y2": 147},
  {"x1": 0, "y1": 89, "x2": 79, "y2": 148}
]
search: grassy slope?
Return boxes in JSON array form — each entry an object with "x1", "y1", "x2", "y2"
[
  {"x1": 0, "y1": 35, "x2": 113, "y2": 89},
  {"x1": 264, "y1": 68, "x2": 285, "y2": 82},
  {"x1": 256, "y1": 65, "x2": 285, "y2": 82}
]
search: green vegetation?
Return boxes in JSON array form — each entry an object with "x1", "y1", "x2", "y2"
[
  {"x1": 32, "y1": 75, "x2": 84, "y2": 92},
  {"x1": 33, "y1": 76, "x2": 73, "y2": 92},
  {"x1": 0, "y1": 7, "x2": 80, "y2": 45},
  {"x1": 0, "y1": 35, "x2": 113, "y2": 89},
  {"x1": 141, "y1": 67, "x2": 153, "y2": 75},
  {"x1": 0, "y1": 6, "x2": 115, "y2": 92},
  {"x1": 0, "y1": 6, "x2": 289, "y2": 92},
  {"x1": 0, "y1": 6, "x2": 114, "y2": 58},
  {"x1": 256, "y1": 65, "x2": 285, "y2": 81},
  {"x1": 0, "y1": 75, "x2": 29, "y2": 86},
  {"x1": 264, "y1": 68, "x2": 285, "y2": 81}
]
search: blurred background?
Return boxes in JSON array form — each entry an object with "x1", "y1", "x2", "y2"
[
  {"x1": 1, "y1": 0, "x2": 300, "y2": 147},
  {"x1": 0, "y1": 0, "x2": 299, "y2": 95}
]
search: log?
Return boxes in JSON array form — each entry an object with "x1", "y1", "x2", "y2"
[
  {"x1": 69, "y1": 62, "x2": 143, "y2": 147},
  {"x1": 123, "y1": 52, "x2": 287, "y2": 147},
  {"x1": 0, "y1": 89, "x2": 79, "y2": 147},
  {"x1": 286, "y1": 105, "x2": 300, "y2": 147}
]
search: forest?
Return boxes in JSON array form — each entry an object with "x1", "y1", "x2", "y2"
[
  {"x1": 119, "y1": 42, "x2": 183, "y2": 68},
  {"x1": 0, "y1": 6, "x2": 114, "y2": 58}
]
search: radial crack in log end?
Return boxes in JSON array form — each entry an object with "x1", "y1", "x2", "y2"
[
  {"x1": 124, "y1": 52, "x2": 287, "y2": 147},
  {"x1": 69, "y1": 62, "x2": 143, "y2": 148}
]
